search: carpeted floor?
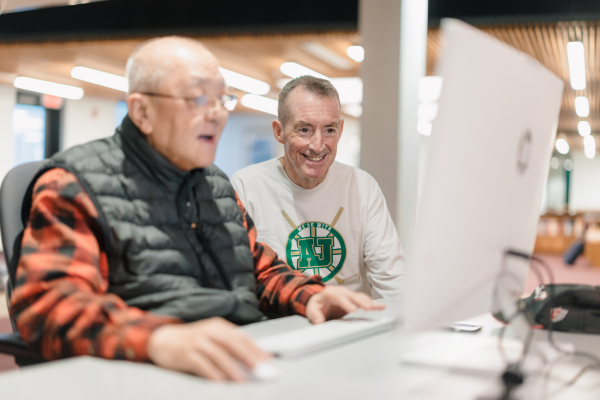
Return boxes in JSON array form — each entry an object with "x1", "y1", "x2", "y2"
[{"x1": 0, "y1": 254, "x2": 599, "y2": 374}]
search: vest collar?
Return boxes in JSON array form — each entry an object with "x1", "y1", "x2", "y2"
[{"x1": 117, "y1": 115, "x2": 195, "y2": 191}]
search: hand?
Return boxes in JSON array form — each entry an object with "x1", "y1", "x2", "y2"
[
  {"x1": 147, "y1": 317, "x2": 270, "y2": 381},
  {"x1": 305, "y1": 286, "x2": 386, "y2": 324}
]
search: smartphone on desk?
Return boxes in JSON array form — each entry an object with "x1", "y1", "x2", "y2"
[{"x1": 446, "y1": 322, "x2": 483, "y2": 332}]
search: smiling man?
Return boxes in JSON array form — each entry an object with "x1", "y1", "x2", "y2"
[
  {"x1": 231, "y1": 76, "x2": 406, "y2": 298},
  {"x1": 10, "y1": 39, "x2": 384, "y2": 381}
]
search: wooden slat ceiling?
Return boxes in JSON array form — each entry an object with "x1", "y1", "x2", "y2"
[
  {"x1": 0, "y1": 31, "x2": 361, "y2": 113},
  {"x1": 427, "y1": 21, "x2": 599, "y2": 152},
  {"x1": 0, "y1": 21, "x2": 596, "y2": 151}
]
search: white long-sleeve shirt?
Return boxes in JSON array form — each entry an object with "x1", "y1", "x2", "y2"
[{"x1": 230, "y1": 158, "x2": 406, "y2": 298}]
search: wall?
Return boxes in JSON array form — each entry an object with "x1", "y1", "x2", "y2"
[
  {"x1": 214, "y1": 112, "x2": 278, "y2": 177},
  {"x1": 570, "y1": 151, "x2": 600, "y2": 212},
  {"x1": 0, "y1": 84, "x2": 16, "y2": 184},
  {"x1": 62, "y1": 95, "x2": 117, "y2": 150}
]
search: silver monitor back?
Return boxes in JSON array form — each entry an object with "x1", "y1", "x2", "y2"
[{"x1": 403, "y1": 19, "x2": 564, "y2": 332}]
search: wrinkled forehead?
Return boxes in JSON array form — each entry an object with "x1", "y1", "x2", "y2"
[
  {"x1": 156, "y1": 46, "x2": 226, "y2": 93},
  {"x1": 289, "y1": 92, "x2": 341, "y2": 125}
]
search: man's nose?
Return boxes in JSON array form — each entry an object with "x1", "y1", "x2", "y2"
[{"x1": 308, "y1": 131, "x2": 326, "y2": 154}]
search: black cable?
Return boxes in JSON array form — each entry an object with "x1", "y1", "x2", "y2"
[{"x1": 488, "y1": 251, "x2": 600, "y2": 397}]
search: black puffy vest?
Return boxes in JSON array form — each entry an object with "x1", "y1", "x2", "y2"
[{"x1": 32, "y1": 116, "x2": 265, "y2": 325}]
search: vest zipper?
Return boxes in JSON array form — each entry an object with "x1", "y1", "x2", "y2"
[{"x1": 191, "y1": 181, "x2": 233, "y2": 291}]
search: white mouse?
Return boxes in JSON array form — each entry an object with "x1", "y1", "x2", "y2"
[{"x1": 247, "y1": 360, "x2": 282, "y2": 381}]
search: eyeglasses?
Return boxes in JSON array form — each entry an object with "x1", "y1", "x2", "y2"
[{"x1": 141, "y1": 92, "x2": 238, "y2": 112}]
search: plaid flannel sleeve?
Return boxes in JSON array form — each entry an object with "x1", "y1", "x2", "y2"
[
  {"x1": 234, "y1": 192, "x2": 324, "y2": 316},
  {"x1": 9, "y1": 168, "x2": 180, "y2": 362}
]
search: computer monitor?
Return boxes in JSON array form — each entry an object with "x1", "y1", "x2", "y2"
[{"x1": 403, "y1": 19, "x2": 564, "y2": 332}]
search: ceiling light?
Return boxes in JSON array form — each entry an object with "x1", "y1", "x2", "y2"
[
  {"x1": 578, "y1": 121, "x2": 591, "y2": 136},
  {"x1": 418, "y1": 103, "x2": 438, "y2": 122},
  {"x1": 575, "y1": 96, "x2": 590, "y2": 117},
  {"x1": 419, "y1": 76, "x2": 443, "y2": 103},
  {"x1": 331, "y1": 77, "x2": 363, "y2": 105},
  {"x1": 218, "y1": 67, "x2": 270, "y2": 95},
  {"x1": 71, "y1": 66, "x2": 128, "y2": 92},
  {"x1": 342, "y1": 104, "x2": 362, "y2": 118},
  {"x1": 417, "y1": 120, "x2": 432, "y2": 136},
  {"x1": 346, "y1": 46, "x2": 364, "y2": 63},
  {"x1": 564, "y1": 159, "x2": 574, "y2": 171},
  {"x1": 280, "y1": 62, "x2": 328, "y2": 80},
  {"x1": 567, "y1": 41, "x2": 586, "y2": 90},
  {"x1": 14, "y1": 77, "x2": 84, "y2": 99},
  {"x1": 240, "y1": 94, "x2": 278, "y2": 116},
  {"x1": 555, "y1": 138, "x2": 569, "y2": 154},
  {"x1": 584, "y1": 135, "x2": 596, "y2": 159},
  {"x1": 301, "y1": 42, "x2": 352, "y2": 70},
  {"x1": 550, "y1": 157, "x2": 559, "y2": 169}
]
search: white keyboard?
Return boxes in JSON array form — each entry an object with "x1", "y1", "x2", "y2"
[{"x1": 256, "y1": 317, "x2": 396, "y2": 358}]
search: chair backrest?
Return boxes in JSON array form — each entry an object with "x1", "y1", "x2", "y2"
[{"x1": 0, "y1": 161, "x2": 46, "y2": 289}]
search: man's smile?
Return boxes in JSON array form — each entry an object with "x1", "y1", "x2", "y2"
[{"x1": 302, "y1": 153, "x2": 326, "y2": 162}]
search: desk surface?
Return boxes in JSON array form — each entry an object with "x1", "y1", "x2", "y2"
[{"x1": 1, "y1": 300, "x2": 600, "y2": 400}]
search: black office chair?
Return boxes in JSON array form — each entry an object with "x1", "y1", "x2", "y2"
[{"x1": 0, "y1": 160, "x2": 47, "y2": 366}]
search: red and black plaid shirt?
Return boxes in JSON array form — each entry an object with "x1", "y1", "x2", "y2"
[{"x1": 10, "y1": 168, "x2": 323, "y2": 362}]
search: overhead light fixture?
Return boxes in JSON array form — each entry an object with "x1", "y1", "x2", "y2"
[
  {"x1": 346, "y1": 46, "x2": 364, "y2": 63},
  {"x1": 584, "y1": 135, "x2": 596, "y2": 159},
  {"x1": 418, "y1": 103, "x2": 439, "y2": 122},
  {"x1": 218, "y1": 67, "x2": 270, "y2": 95},
  {"x1": 575, "y1": 96, "x2": 590, "y2": 117},
  {"x1": 330, "y1": 77, "x2": 363, "y2": 105},
  {"x1": 564, "y1": 158, "x2": 574, "y2": 171},
  {"x1": 550, "y1": 157, "x2": 560, "y2": 169},
  {"x1": 280, "y1": 62, "x2": 328, "y2": 80},
  {"x1": 240, "y1": 94, "x2": 278, "y2": 116},
  {"x1": 71, "y1": 66, "x2": 128, "y2": 92},
  {"x1": 578, "y1": 120, "x2": 591, "y2": 136},
  {"x1": 301, "y1": 42, "x2": 352, "y2": 70},
  {"x1": 14, "y1": 77, "x2": 84, "y2": 100},
  {"x1": 419, "y1": 76, "x2": 443, "y2": 103},
  {"x1": 417, "y1": 120, "x2": 432, "y2": 136},
  {"x1": 583, "y1": 135, "x2": 596, "y2": 158},
  {"x1": 555, "y1": 138, "x2": 569, "y2": 154},
  {"x1": 567, "y1": 42, "x2": 586, "y2": 90},
  {"x1": 342, "y1": 104, "x2": 362, "y2": 118}
]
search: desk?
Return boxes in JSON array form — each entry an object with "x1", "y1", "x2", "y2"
[{"x1": 1, "y1": 301, "x2": 600, "y2": 400}]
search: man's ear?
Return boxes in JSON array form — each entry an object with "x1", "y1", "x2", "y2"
[
  {"x1": 338, "y1": 118, "x2": 344, "y2": 142},
  {"x1": 127, "y1": 93, "x2": 154, "y2": 135},
  {"x1": 273, "y1": 120, "x2": 286, "y2": 145}
]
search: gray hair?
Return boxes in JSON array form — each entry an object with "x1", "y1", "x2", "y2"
[
  {"x1": 125, "y1": 36, "x2": 207, "y2": 94},
  {"x1": 277, "y1": 75, "x2": 340, "y2": 127}
]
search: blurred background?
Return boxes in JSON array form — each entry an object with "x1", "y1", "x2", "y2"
[{"x1": 2, "y1": 0, "x2": 600, "y2": 326}]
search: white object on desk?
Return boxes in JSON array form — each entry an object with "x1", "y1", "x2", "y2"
[{"x1": 255, "y1": 316, "x2": 395, "y2": 358}]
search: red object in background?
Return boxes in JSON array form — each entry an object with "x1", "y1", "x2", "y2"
[{"x1": 43, "y1": 94, "x2": 63, "y2": 109}]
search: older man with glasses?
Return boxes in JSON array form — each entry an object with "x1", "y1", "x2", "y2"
[{"x1": 10, "y1": 37, "x2": 383, "y2": 381}]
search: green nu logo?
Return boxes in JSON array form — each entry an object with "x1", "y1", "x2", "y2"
[{"x1": 285, "y1": 221, "x2": 346, "y2": 282}]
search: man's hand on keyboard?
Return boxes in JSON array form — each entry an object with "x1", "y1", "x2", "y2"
[
  {"x1": 147, "y1": 317, "x2": 271, "y2": 381},
  {"x1": 305, "y1": 286, "x2": 385, "y2": 324}
]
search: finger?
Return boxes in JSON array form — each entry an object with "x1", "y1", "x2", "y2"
[
  {"x1": 186, "y1": 351, "x2": 227, "y2": 381},
  {"x1": 347, "y1": 292, "x2": 375, "y2": 310},
  {"x1": 329, "y1": 294, "x2": 359, "y2": 314},
  {"x1": 306, "y1": 303, "x2": 326, "y2": 324},
  {"x1": 195, "y1": 339, "x2": 247, "y2": 382},
  {"x1": 353, "y1": 293, "x2": 386, "y2": 311},
  {"x1": 213, "y1": 331, "x2": 270, "y2": 369}
]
